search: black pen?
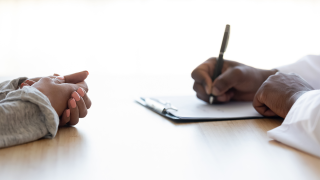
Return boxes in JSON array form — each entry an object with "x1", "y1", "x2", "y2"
[{"x1": 209, "y1": 24, "x2": 230, "y2": 104}]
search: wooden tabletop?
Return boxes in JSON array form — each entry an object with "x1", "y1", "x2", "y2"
[{"x1": 1, "y1": 74, "x2": 320, "y2": 180}]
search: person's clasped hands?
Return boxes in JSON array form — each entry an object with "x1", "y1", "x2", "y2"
[
  {"x1": 192, "y1": 57, "x2": 314, "y2": 118},
  {"x1": 19, "y1": 71, "x2": 92, "y2": 126}
]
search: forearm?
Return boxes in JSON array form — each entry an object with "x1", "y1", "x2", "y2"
[
  {"x1": 0, "y1": 101, "x2": 48, "y2": 147},
  {"x1": 268, "y1": 90, "x2": 320, "y2": 157},
  {"x1": 0, "y1": 86, "x2": 59, "y2": 148},
  {"x1": 0, "y1": 77, "x2": 28, "y2": 100}
]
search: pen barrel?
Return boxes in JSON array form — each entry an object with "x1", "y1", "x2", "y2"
[{"x1": 212, "y1": 54, "x2": 224, "y2": 81}]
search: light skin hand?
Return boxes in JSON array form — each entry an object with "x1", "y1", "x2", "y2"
[
  {"x1": 20, "y1": 71, "x2": 92, "y2": 126},
  {"x1": 59, "y1": 87, "x2": 91, "y2": 126},
  {"x1": 253, "y1": 72, "x2": 314, "y2": 118},
  {"x1": 191, "y1": 57, "x2": 277, "y2": 103},
  {"x1": 22, "y1": 71, "x2": 90, "y2": 88},
  {"x1": 31, "y1": 77, "x2": 87, "y2": 116}
]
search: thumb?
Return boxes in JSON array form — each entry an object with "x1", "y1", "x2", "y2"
[
  {"x1": 56, "y1": 71, "x2": 89, "y2": 84},
  {"x1": 211, "y1": 67, "x2": 241, "y2": 96}
]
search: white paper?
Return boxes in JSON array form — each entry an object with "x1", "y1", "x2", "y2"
[{"x1": 153, "y1": 95, "x2": 262, "y2": 119}]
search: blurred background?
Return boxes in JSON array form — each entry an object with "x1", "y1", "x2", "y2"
[{"x1": 1, "y1": 0, "x2": 320, "y2": 94}]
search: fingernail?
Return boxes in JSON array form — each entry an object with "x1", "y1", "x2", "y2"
[
  {"x1": 69, "y1": 98, "x2": 76, "y2": 108},
  {"x1": 86, "y1": 71, "x2": 89, "y2": 75},
  {"x1": 72, "y1": 91, "x2": 81, "y2": 101},
  {"x1": 77, "y1": 87, "x2": 85, "y2": 97},
  {"x1": 205, "y1": 85, "x2": 211, "y2": 95},
  {"x1": 57, "y1": 76, "x2": 65, "y2": 80},
  {"x1": 212, "y1": 87, "x2": 220, "y2": 95},
  {"x1": 66, "y1": 109, "x2": 70, "y2": 117}
]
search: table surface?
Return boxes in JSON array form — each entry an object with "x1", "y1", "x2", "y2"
[
  {"x1": 1, "y1": 0, "x2": 320, "y2": 179},
  {"x1": 1, "y1": 74, "x2": 320, "y2": 180}
]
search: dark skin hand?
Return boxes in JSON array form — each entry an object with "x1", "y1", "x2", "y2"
[
  {"x1": 191, "y1": 57, "x2": 277, "y2": 103},
  {"x1": 253, "y1": 72, "x2": 314, "y2": 118}
]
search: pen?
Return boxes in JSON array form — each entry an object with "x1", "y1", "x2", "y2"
[{"x1": 209, "y1": 24, "x2": 230, "y2": 104}]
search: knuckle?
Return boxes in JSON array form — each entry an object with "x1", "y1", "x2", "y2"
[
  {"x1": 193, "y1": 83, "x2": 198, "y2": 91},
  {"x1": 260, "y1": 81, "x2": 268, "y2": 89},
  {"x1": 231, "y1": 67, "x2": 244, "y2": 77},
  {"x1": 196, "y1": 93, "x2": 202, "y2": 100},
  {"x1": 207, "y1": 58, "x2": 217, "y2": 66},
  {"x1": 207, "y1": 57, "x2": 217, "y2": 62},
  {"x1": 41, "y1": 77, "x2": 52, "y2": 82},
  {"x1": 191, "y1": 70, "x2": 197, "y2": 79},
  {"x1": 83, "y1": 85, "x2": 89, "y2": 92},
  {"x1": 266, "y1": 74, "x2": 276, "y2": 81},
  {"x1": 288, "y1": 72, "x2": 299, "y2": 78},
  {"x1": 257, "y1": 87, "x2": 267, "y2": 100},
  {"x1": 215, "y1": 77, "x2": 228, "y2": 89},
  {"x1": 84, "y1": 99, "x2": 92, "y2": 109},
  {"x1": 70, "y1": 119, "x2": 79, "y2": 126},
  {"x1": 273, "y1": 72, "x2": 284, "y2": 78},
  {"x1": 80, "y1": 111, "x2": 88, "y2": 118}
]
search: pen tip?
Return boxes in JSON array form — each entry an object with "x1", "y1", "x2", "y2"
[{"x1": 209, "y1": 96, "x2": 214, "y2": 104}]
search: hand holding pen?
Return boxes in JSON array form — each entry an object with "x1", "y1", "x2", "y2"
[{"x1": 191, "y1": 25, "x2": 278, "y2": 104}]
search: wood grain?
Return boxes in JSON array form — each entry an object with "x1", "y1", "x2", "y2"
[{"x1": 1, "y1": 74, "x2": 320, "y2": 180}]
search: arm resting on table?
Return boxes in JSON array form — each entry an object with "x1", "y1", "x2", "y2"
[
  {"x1": 268, "y1": 90, "x2": 320, "y2": 157},
  {"x1": 0, "y1": 86, "x2": 59, "y2": 148}
]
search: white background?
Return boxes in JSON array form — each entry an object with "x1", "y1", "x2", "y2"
[{"x1": 1, "y1": 0, "x2": 320, "y2": 79}]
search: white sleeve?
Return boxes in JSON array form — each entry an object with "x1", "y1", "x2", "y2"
[
  {"x1": 277, "y1": 55, "x2": 320, "y2": 89},
  {"x1": 267, "y1": 90, "x2": 320, "y2": 157}
]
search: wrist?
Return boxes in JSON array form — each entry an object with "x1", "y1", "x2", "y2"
[
  {"x1": 260, "y1": 69, "x2": 278, "y2": 83},
  {"x1": 288, "y1": 91, "x2": 309, "y2": 109}
]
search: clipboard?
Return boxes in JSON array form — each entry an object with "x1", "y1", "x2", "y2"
[{"x1": 135, "y1": 95, "x2": 263, "y2": 121}]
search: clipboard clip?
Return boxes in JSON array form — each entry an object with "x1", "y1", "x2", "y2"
[{"x1": 144, "y1": 98, "x2": 178, "y2": 114}]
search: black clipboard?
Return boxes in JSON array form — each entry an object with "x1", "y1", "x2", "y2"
[{"x1": 135, "y1": 95, "x2": 264, "y2": 122}]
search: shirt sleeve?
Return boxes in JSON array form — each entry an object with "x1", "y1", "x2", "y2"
[
  {"x1": 0, "y1": 77, "x2": 28, "y2": 101},
  {"x1": 0, "y1": 86, "x2": 59, "y2": 148},
  {"x1": 277, "y1": 55, "x2": 320, "y2": 89},
  {"x1": 267, "y1": 90, "x2": 320, "y2": 158}
]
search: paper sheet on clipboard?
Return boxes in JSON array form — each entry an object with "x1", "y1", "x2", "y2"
[{"x1": 136, "y1": 95, "x2": 263, "y2": 121}]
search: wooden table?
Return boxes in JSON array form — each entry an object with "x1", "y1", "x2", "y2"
[{"x1": 0, "y1": 74, "x2": 320, "y2": 180}]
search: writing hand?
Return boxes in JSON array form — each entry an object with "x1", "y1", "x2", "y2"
[{"x1": 191, "y1": 57, "x2": 277, "y2": 103}]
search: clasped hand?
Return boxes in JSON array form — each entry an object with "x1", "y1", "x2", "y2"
[
  {"x1": 192, "y1": 57, "x2": 314, "y2": 118},
  {"x1": 20, "y1": 71, "x2": 92, "y2": 126}
]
